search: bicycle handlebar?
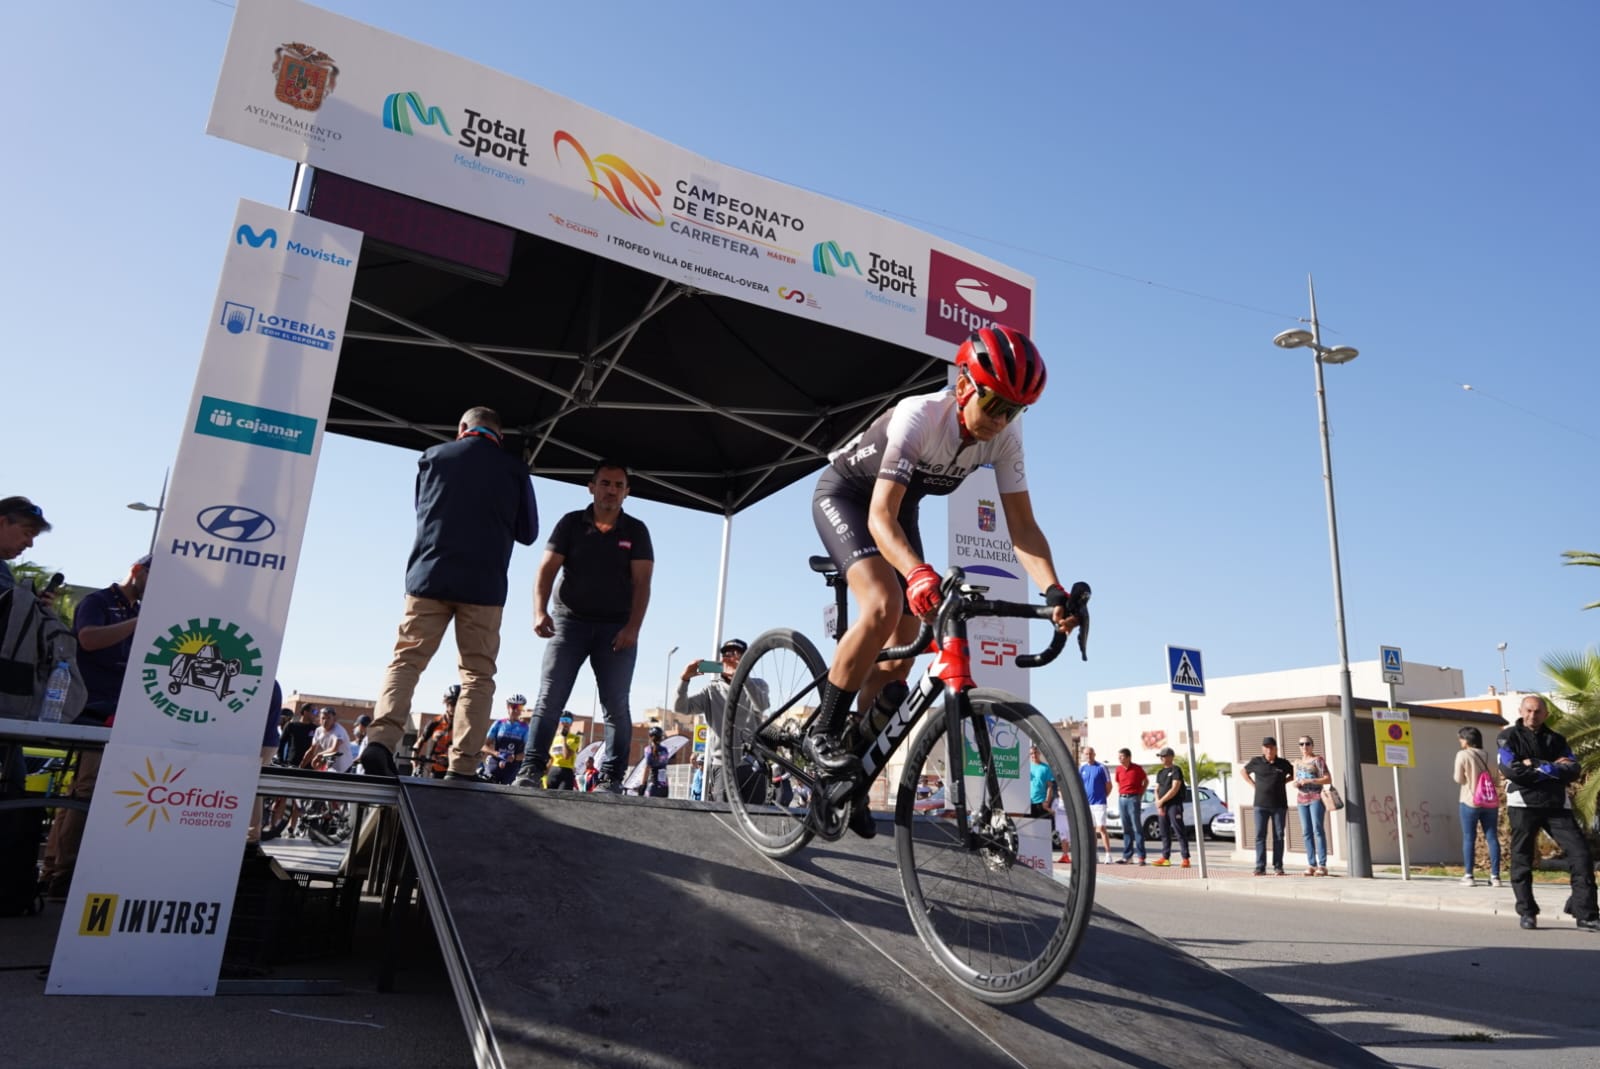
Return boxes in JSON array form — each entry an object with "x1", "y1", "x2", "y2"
[{"x1": 874, "y1": 570, "x2": 1092, "y2": 665}]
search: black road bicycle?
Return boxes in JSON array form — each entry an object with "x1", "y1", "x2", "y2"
[{"x1": 719, "y1": 563, "x2": 1095, "y2": 1004}]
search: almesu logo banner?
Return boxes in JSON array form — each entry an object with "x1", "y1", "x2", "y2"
[{"x1": 49, "y1": 202, "x2": 360, "y2": 995}]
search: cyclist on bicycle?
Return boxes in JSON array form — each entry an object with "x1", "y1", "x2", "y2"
[{"x1": 807, "y1": 325, "x2": 1078, "y2": 836}]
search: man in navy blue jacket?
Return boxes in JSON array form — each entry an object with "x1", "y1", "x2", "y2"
[
  {"x1": 1498, "y1": 694, "x2": 1598, "y2": 932},
  {"x1": 361, "y1": 407, "x2": 537, "y2": 780}
]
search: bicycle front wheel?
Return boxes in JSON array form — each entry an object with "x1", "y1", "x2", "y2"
[
  {"x1": 719, "y1": 627, "x2": 822, "y2": 858},
  {"x1": 895, "y1": 688, "x2": 1095, "y2": 1004}
]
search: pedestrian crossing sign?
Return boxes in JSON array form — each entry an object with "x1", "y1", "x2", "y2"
[
  {"x1": 1381, "y1": 645, "x2": 1404, "y2": 685},
  {"x1": 1167, "y1": 646, "x2": 1205, "y2": 695}
]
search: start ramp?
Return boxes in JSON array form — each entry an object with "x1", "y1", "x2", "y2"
[{"x1": 394, "y1": 779, "x2": 1385, "y2": 1068}]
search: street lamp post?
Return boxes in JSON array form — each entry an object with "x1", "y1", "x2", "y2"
[
  {"x1": 1273, "y1": 275, "x2": 1372, "y2": 879},
  {"x1": 126, "y1": 469, "x2": 171, "y2": 559},
  {"x1": 663, "y1": 645, "x2": 679, "y2": 715},
  {"x1": 1497, "y1": 642, "x2": 1510, "y2": 694}
]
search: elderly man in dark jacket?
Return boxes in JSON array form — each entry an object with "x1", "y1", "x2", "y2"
[
  {"x1": 361, "y1": 406, "x2": 538, "y2": 780},
  {"x1": 1497, "y1": 694, "x2": 1598, "y2": 932}
]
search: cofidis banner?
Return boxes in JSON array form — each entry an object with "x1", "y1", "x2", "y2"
[
  {"x1": 205, "y1": 0, "x2": 1032, "y2": 359},
  {"x1": 49, "y1": 202, "x2": 359, "y2": 995}
]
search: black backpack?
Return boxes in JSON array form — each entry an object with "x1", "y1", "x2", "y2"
[{"x1": 0, "y1": 746, "x2": 44, "y2": 916}]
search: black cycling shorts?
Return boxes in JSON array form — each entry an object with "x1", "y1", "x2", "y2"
[{"x1": 811, "y1": 469, "x2": 922, "y2": 585}]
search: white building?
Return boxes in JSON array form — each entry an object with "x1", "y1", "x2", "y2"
[{"x1": 1084, "y1": 659, "x2": 1465, "y2": 772}]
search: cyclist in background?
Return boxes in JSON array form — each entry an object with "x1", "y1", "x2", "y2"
[
  {"x1": 808, "y1": 326, "x2": 1078, "y2": 837},
  {"x1": 482, "y1": 692, "x2": 529, "y2": 783},
  {"x1": 546, "y1": 713, "x2": 583, "y2": 790}
]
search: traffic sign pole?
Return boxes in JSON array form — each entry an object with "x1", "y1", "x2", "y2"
[
  {"x1": 1183, "y1": 694, "x2": 1206, "y2": 879},
  {"x1": 1389, "y1": 680, "x2": 1409, "y2": 881}
]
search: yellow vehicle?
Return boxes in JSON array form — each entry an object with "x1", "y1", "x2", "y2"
[{"x1": 23, "y1": 746, "x2": 74, "y2": 796}]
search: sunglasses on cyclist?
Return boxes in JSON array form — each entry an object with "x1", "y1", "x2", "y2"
[{"x1": 964, "y1": 375, "x2": 1027, "y2": 421}]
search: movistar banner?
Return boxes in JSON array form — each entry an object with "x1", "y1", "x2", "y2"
[
  {"x1": 206, "y1": 0, "x2": 1033, "y2": 360},
  {"x1": 49, "y1": 202, "x2": 360, "y2": 995}
]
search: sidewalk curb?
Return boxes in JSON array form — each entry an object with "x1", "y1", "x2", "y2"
[{"x1": 1097, "y1": 871, "x2": 1522, "y2": 917}]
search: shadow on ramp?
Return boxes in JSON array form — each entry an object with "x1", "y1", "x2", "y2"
[{"x1": 398, "y1": 780, "x2": 1384, "y2": 1068}]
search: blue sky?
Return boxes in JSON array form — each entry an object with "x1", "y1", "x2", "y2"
[{"x1": 4, "y1": 1, "x2": 1596, "y2": 725}]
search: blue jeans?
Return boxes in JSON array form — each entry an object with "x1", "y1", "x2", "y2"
[
  {"x1": 1158, "y1": 806, "x2": 1189, "y2": 860},
  {"x1": 1298, "y1": 799, "x2": 1328, "y2": 868},
  {"x1": 1459, "y1": 803, "x2": 1501, "y2": 879},
  {"x1": 1254, "y1": 806, "x2": 1287, "y2": 872},
  {"x1": 522, "y1": 615, "x2": 637, "y2": 781},
  {"x1": 1119, "y1": 795, "x2": 1145, "y2": 860}
]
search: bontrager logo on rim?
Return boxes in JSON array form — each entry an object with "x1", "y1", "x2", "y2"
[{"x1": 925, "y1": 249, "x2": 1032, "y2": 345}]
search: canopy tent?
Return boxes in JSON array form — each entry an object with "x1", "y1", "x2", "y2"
[
  {"x1": 301, "y1": 169, "x2": 947, "y2": 515},
  {"x1": 207, "y1": 0, "x2": 1034, "y2": 519}
]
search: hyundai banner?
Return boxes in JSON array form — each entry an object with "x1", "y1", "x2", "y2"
[
  {"x1": 206, "y1": 0, "x2": 1032, "y2": 360},
  {"x1": 49, "y1": 202, "x2": 360, "y2": 994}
]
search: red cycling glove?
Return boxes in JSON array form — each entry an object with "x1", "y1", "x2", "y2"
[{"x1": 905, "y1": 563, "x2": 942, "y2": 618}]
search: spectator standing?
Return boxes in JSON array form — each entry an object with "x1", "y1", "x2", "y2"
[
  {"x1": 689, "y1": 753, "x2": 705, "y2": 801},
  {"x1": 39, "y1": 552, "x2": 148, "y2": 899},
  {"x1": 1294, "y1": 736, "x2": 1333, "y2": 876},
  {"x1": 481, "y1": 694, "x2": 529, "y2": 783},
  {"x1": 361, "y1": 407, "x2": 539, "y2": 781},
  {"x1": 581, "y1": 756, "x2": 599, "y2": 793},
  {"x1": 674, "y1": 638, "x2": 766, "y2": 801},
  {"x1": 1454, "y1": 726, "x2": 1502, "y2": 887},
  {"x1": 1027, "y1": 743, "x2": 1065, "y2": 863},
  {"x1": 1243, "y1": 737, "x2": 1294, "y2": 876},
  {"x1": 1496, "y1": 695, "x2": 1598, "y2": 931},
  {"x1": 514, "y1": 462, "x2": 654, "y2": 794},
  {"x1": 642, "y1": 725, "x2": 671, "y2": 798},
  {"x1": 1151, "y1": 747, "x2": 1190, "y2": 868},
  {"x1": 349, "y1": 714, "x2": 372, "y2": 769},
  {"x1": 0, "y1": 496, "x2": 51, "y2": 594},
  {"x1": 1079, "y1": 746, "x2": 1112, "y2": 863},
  {"x1": 1112, "y1": 748, "x2": 1148, "y2": 866},
  {"x1": 544, "y1": 713, "x2": 582, "y2": 790}
]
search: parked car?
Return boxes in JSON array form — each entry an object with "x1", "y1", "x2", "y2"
[
  {"x1": 1209, "y1": 809, "x2": 1235, "y2": 839},
  {"x1": 1105, "y1": 784, "x2": 1229, "y2": 840},
  {"x1": 23, "y1": 746, "x2": 73, "y2": 796}
]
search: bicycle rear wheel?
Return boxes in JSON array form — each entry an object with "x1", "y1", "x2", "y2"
[
  {"x1": 720, "y1": 627, "x2": 822, "y2": 858},
  {"x1": 895, "y1": 688, "x2": 1095, "y2": 1004}
]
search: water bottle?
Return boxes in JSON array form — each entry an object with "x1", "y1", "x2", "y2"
[{"x1": 40, "y1": 658, "x2": 72, "y2": 722}]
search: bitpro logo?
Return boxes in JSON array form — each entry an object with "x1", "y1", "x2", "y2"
[
  {"x1": 113, "y1": 757, "x2": 240, "y2": 831},
  {"x1": 79, "y1": 893, "x2": 223, "y2": 938},
  {"x1": 924, "y1": 249, "x2": 1033, "y2": 345}
]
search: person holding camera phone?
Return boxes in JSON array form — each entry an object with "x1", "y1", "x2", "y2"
[{"x1": 674, "y1": 638, "x2": 767, "y2": 802}]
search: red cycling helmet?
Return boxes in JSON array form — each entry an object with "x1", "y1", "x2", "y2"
[{"x1": 955, "y1": 326, "x2": 1047, "y2": 406}]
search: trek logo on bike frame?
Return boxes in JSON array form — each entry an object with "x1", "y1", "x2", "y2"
[{"x1": 861, "y1": 674, "x2": 942, "y2": 779}]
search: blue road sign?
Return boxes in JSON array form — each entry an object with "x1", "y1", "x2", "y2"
[
  {"x1": 1381, "y1": 645, "x2": 1404, "y2": 684},
  {"x1": 1167, "y1": 646, "x2": 1205, "y2": 695}
]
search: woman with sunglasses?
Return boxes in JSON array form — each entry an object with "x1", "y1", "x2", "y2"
[{"x1": 806, "y1": 326, "x2": 1078, "y2": 838}]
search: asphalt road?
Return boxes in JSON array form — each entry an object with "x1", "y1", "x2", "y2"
[{"x1": 1096, "y1": 878, "x2": 1600, "y2": 1069}]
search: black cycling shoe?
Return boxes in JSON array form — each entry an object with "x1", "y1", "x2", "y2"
[
  {"x1": 848, "y1": 803, "x2": 878, "y2": 840},
  {"x1": 443, "y1": 770, "x2": 490, "y2": 783},
  {"x1": 358, "y1": 742, "x2": 398, "y2": 778},
  {"x1": 803, "y1": 732, "x2": 862, "y2": 778}
]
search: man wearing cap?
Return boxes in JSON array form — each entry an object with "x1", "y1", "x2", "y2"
[
  {"x1": 39, "y1": 551, "x2": 149, "y2": 899},
  {"x1": 361, "y1": 406, "x2": 539, "y2": 782},
  {"x1": 304, "y1": 707, "x2": 354, "y2": 774},
  {"x1": 349, "y1": 713, "x2": 373, "y2": 769},
  {"x1": 482, "y1": 694, "x2": 529, "y2": 784},
  {"x1": 1152, "y1": 747, "x2": 1191, "y2": 868},
  {"x1": 674, "y1": 638, "x2": 768, "y2": 801},
  {"x1": 544, "y1": 712, "x2": 583, "y2": 790},
  {"x1": 1242, "y1": 736, "x2": 1295, "y2": 876},
  {"x1": 0, "y1": 495, "x2": 52, "y2": 594}
]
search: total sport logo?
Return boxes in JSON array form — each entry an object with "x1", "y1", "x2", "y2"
[
  {"x1": 169, "y1": 505, "x2": 289, "y2": 575},
  {"x1": 219, "y1": 300, "x2": 338, "y2": 351},
  {"x1": 381, "y1": 90, "x2": 530, "y2": 187},
  {"x1": 139, "y1": 617, "x2": 265, "y2": 726},
  {"x1": 113, "y1": 757, "x2": 240, "y2": 832},
  {"x1": 812, "y1": 241, "x2": 918, "y2": 312},
  {"x1": 924, "y1": 249, "x2": 1033, "y2": 345}
]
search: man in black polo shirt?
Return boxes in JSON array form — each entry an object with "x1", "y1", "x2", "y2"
[
  {"x1": 40, "y1": 552, "x2": 148, "y2": 898},
  {"x1": 360, "y1": 406, "x2": 539, "y2": 781},
  {"x1": 515, "y1": 461, "x2": 654, "y2": 793}
]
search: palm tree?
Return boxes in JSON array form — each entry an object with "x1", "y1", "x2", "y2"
[
  {"x1": 1561, "y1": 550, "x2": 1600, "y2": 610},
  {"x1": 1541, "y1": 649, "x2": 1600, "y2": 828}
]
